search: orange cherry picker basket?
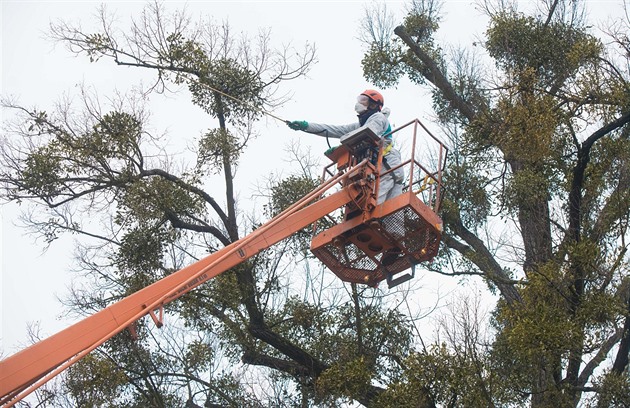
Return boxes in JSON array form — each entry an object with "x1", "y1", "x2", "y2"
[{"x1": 310, "y1": 119, "x2": 448, "y2": 288}]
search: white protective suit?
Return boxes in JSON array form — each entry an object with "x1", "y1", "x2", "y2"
[{"x1": 305, "y1": 107, "x2": 405, "y2": 204}]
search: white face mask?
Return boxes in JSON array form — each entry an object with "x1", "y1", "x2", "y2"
[{"x1": 355, "y1": 102, "x2": 368, "y2": 114}]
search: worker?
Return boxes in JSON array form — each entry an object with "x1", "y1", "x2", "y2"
[{"x1": 287, "y1": 89, "x2": 404, "y2": 204}]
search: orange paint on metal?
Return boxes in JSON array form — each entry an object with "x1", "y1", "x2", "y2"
[{"x1": 1, "y1": 118, "x2": 448, "y2": 406}]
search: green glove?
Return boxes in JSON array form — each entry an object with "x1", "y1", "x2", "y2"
[
  {"x1": 287, "y1": 120, "x2": 308, "y2": 131},
  {"x1": 325, "y1": 145, "x2": 339, "y2": 156}
]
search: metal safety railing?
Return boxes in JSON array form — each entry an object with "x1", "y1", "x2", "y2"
[
  {"x1": 318, "y1": 118, "x2": 448, "y2": 216},
  {"x1": 309, "y1": 119, "x2": 449, "y2": 287}
]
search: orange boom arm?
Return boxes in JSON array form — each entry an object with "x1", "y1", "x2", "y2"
[
  {"x1": 1, "y1": 119, "x2": 448, "y2": 407},
  {"x1": 0, "y1": 161, "x2": 374, "y2": 406}
]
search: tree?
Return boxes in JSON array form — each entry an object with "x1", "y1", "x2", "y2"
[
  {"x1": 361, "y1": 0, "x2": 630, "y2": 406},
  {"x1": 2, "y1": 2, "x2": 423, "y2": 407},
  {"x1": 5, "y1": 1, "x2": 628, "y2": 407}
]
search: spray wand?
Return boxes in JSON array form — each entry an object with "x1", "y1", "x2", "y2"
[{"x1": 195, "y1": 79, "x2": 290, "y2": 125}]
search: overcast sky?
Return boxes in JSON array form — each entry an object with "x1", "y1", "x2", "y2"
[{"x1": 1, "y1": 0, "x2": 625, "y2": 361}]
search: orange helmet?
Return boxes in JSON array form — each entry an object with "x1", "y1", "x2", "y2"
[{"x1": 360, "y1": 89, "x2": 384, "y2": 109}]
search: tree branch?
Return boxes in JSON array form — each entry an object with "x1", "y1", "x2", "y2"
[
  {"x1": 241, "y1": 350, "x2": 313, "y2": 378},
  {"x1": 443, "y1": 221, "x2": 523, "y2": 305},
  {"x1": 164, "y1": 209, "x2": 230, "y2": 247},
  {"x1": 612, "y1": 293, "x2": 630, "y2": 375},
  {"x1": 576, "y1": 328, "x2": 623, "y2": 387},
  {"x1": 141, "y1": 168, "x2": 231, "y2": 235},
  {"x1": 394, "y1": 25, "x2": 476, "y2": 122}
]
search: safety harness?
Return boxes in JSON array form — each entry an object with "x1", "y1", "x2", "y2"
[{"x1": 381, "y1": 123, "x2": 394, "y2": 168}]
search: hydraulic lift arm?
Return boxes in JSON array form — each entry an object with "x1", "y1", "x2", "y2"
[
  {"x1": 2, "y1": 119, "x2": 448, "y2": 407},
  {"x1": 0, "y1": 160, "x2": 375, "y2": 407}
]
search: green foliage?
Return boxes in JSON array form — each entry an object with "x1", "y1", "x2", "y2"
[
  {"x1": 89, "y1": 111, "x2": 143, "y2": 159},
  {"x1": 116, "y1": 176, "x2": 204, "y2": 227},
  {"x1": 490, "y1": 267, "x2": 578, "y2": 401},
  {"x1": 362, "y1": 10, "x2": 442, "y2": 89},
  {"x1": 176, "y1": 265, "x2": 250, "y2": 362},
  {"x1": 281, "y1": 298, "x2": 414, "y2": 374},
  {"x1": 503, "y1": 167, "x2": 552, "y2": 212},
  {"x1": 490, "y1": 89, "x2": 558, "y2": 163},
  {"x1": 116, "y1": 226, "x2": 167, "y2": 275},
  {"x1": 402, "y1": 12, "x2": 439, "y2": 44},
  {"x1": 432, "y1": 72, "x2": 485, "y2": 124},
  {"x1": 20, "y1": 110, "x2": 144, "y2": 200},
  {"x1": 272, "y1": 296, "x2": 335, "y2": 344},
  {"x1": 267, "y1": 174, "x2": 321, "y2": 253},
  {"x1": 21, "y1": 144, "x2": 64, "y2": 197},
  {"x1": 111, "y1": 175, "x2": 203, "y2": 289},
  {"x1": 441, "y1": 162, "x2": 491, "y2": 229},
  {"x1": 85, "y1": 33, "x2": 113, "y2": 62},
  {"x1": 65, "y1": 353, "x2": 128, "y2": 407},
  {"x1": 258, "y1": 294, "x2": 416, "y2": 404},
  {"x1": 79, "y1": 329, "x2": 190, "y2": 407},
  {"x1": 269, "y1": 174, "x2": 319, "y2": 216},
  {"x1": 159, "y1": 31, "x2": 266, "y2": 126},
  {"x1": 589, "y1": 371, "x2": 630, "y2": 407},
  {"x1": 163, "y1": 32, "x2": 210, "y2": 72},
  {"x1": 197, "y1": 128, "x2": 242, "y2": 174},
  {"x1": 184, "y1": 339, "x2": 214, "y2": 372},
  {"x1": 190, "y1": 57, "x2": 265, "y2": 126},
  {"x1": 316, "y1": 356, "x2": 372, "y2": 402},
  {"x1": 362, "y1": 43, "x2": 405, "y2": 88},
  {"x1": 373, "y1": 343, "x2": 522, "y2": 408},
  {"x1": 581, "y1": 133, "x2": 630, "y2": 236},
  {"x1": 486, "y1": 13, "x2": 602, "y2": 86},
  {"x1": 497, "y1": 268, "x2": 575, "y2": 353}
]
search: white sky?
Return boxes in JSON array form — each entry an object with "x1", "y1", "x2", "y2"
[{"x1": 0, "y1": 0, "x2": 625, "y2": 365}]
